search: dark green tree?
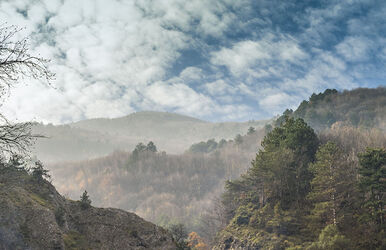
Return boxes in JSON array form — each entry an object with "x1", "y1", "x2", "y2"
[
  {"x1": 146, "y1": 141, "x2": 157, "y2": 153},
  {"x1": 307, "y1": 142, "x2": 354, "y2": 232},
  {"x1": 168, "y1": 223, "x2": 189, "y2": 249},
  {"x1": 234, "y1": 134, "x2": 243, "y2": 146},
  {"x1": 247, "y1": 127, "x2": 256, "y2": 135},
  {"x1": 220, "y1": 117, "x2": 319, "y2": 248},
  {"x1": 358, "y1": 148, "x2": 386, "y2": 229},
  {"x1": 307, "y1": 224, "x2": 350, "y2": 250},
  {"x1": 80, "y1": 190, "x2": 92, "y2": 209},
  {"x1": 255, "y1": 117, "x2": 319, "y2": 208},
  {"x1": 31, "y1": 160, "x2": 50, "y2": 182},
  {"x1": 218, "y1": 139, "x2": 227, "y2": 148},
  {"x1": 130, "y1": 142, "x2": 147, "y2": 162}
]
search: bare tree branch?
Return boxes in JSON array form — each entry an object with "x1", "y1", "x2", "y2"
[{"x1": 0, "y1": 24, "x2": 53, "y2": 157}]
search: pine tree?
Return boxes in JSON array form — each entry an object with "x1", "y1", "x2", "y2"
[
  {"x1": 358, "y1": 148, "x2": 386, "y2": 229},
  {"x1": 31, "y1": 161, "x2": 51, "y2": 183},
  {"x1": 247, "y1": 127, "x2": 256, "y2": 135},
  {"x1": 80, "y1": 190, "x2": 92, "y2": 209},
  {"x1": 146, "y1": 141, "x2": 157, "y2": 153},
  {"x1": 307, "y1": 142, "x2": 351, "y2": 231}
]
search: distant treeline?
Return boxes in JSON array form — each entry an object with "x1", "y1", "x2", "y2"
[{"x1": 276, "y1": 87, "x2": 386, "y2": 131}]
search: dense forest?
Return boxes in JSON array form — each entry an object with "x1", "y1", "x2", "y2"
[
  {"x1": 215, "y1": 117, "x2": 385, "y2": 249},
  {"x1": 212, "y1": 88, "x2": 386, "y2": 249}
]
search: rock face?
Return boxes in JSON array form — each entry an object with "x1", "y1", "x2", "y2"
[{"x1": 0, "y1": 167, "x2": 176, "y2": 249}]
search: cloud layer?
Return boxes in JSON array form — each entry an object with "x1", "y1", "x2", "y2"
[{"x1": 0, "y1": 0, "x2": 385, "y2": 123}]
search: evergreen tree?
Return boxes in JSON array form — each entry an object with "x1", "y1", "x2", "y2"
[
  {"x1": 168, "y1": 223, "x2": 189, "y2": 249},
  {"x1": 234, "y1": 134, "x2": 243, "y2": 145},
  {"x1": 221, "y1": 117, "x2": 319, "y2": 248},
  {"x1": 31, "y1": 161, "x2": 50, "y2": 183},
  {"x1": 255, "y1": 117, "x2": 319, "y2": 208},
  {"x1": 130, "y1": 142, "x2": 147, "y2": 162},
  {"x1": 306, "y1": 224, "x2": 350, "y2": 250},
  {"x1": 80, "y1": 190, "x2": 92, "y2": 209},
  {"x1": 247, "y1": 127, "x2": 256, "y2": 135},
  {"x1": 307, "y1": 142, "x2": 353, "y2": 232},
  {"x1": 218, "y1": 139, "x2": 227, "y2": 148},
  {"x1": 146, "y1": 141, "x2": 157, "y2": 153},
  {"x1": 358, "y1": 148, "x2": 386, "y2": 229}
]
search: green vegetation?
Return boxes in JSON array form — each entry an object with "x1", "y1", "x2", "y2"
[
  {"x1": 217, "y1": 116, "x2": 386, "y2": 249},
  {"x1": 168, "y1": 223, "x2": 189, "y2": 249},
  {"x1": 34, "y1": 87, "x2": 384, "y2": 248},
  {"x1": 276, "y1": 87, "x2": 386, "y2": 131},
  {"x1": 358, "y1": 148, "x2": 386, "y2": 233},
  {"x1": 55, "y1": 206, "x2": 66, "y2": 226},
  {"x1": 63, "y1": 231, "x2": 89, "y2": 250},
  {"x1": 80, "y1": 190, "x2": 92, "y2": 209},
  {"x1": 189, "y1": 138, "x2": 221, "y2": 153},
  {"x1": 31, "y1": 160, "x2": 51, "y2": 183}
]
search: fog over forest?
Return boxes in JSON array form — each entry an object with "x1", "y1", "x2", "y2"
[{"x1": 1, "y1": 0, "x2": 385, "y2": 249}]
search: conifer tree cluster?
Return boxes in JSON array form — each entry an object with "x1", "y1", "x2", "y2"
[{"x1": 220, "y1": 117, "x2": 385, "y2": 249}]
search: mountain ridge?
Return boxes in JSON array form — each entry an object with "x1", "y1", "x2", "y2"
[{"x1": 32, "y1": 111, "x2": 268, "y2": 163}]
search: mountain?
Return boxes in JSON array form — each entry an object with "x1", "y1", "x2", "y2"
[
  {"x1": 32, "y1": 111, "x2": 267, "y2": 163},
  {"x1": 0, "y1": 162, "x2": 176, "y2": 249}
]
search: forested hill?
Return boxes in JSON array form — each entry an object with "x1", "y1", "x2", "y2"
[
  {"x1": 32, "y1": 111, "x2": 267, "y2": 162},
  {"x1": 214, "y1": 117, "x2": 385, "y2": 249},
  {"x1": 214, "y1": 92, "x2": 386, "y2": 249},
  {"x1": 276, "y1": 87, "x2": 386, "y2": 131}
]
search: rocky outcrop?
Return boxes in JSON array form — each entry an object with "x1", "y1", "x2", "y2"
[{"x1": 0, "y1": 167, "x2": 176, "y2": 249}]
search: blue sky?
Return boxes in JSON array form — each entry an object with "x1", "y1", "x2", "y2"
[{"x1": 1, "y1": 0, "x2": 385, "y2": 123}]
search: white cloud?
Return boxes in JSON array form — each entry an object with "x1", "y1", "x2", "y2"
[
  {"x1": 210, "y1": 37, "x2": 308, "y2": 77},
  {"x1": 145, "y1": 81, "x2": 214, "y2": 115},
  {"x1": 204, "y1": 80, "x2": 235, "y2": 96},
  {"x1": 259, "y1": 92, "x2": 292, "y2": 113},
  {"x1": 0, "y1": 0, "x2": 384, "y2": 123},
  {"x1": 179, "y1": 67, "x2": 203, "y2": 81},
  {"x1": 336, "y1": 36, "x2": 373, "y2": 62}
]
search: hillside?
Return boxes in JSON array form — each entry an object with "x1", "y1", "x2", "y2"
[
  {"x1": 33, "y1": 111, "x2": 267, "y2": 163},
  {"x1": 41, "y1": 87, "x2": 386, "y2": 247},
  {"x1": 0, "y1": 161, "x2": 176, "y2": 249},
  {"x1": 212, "y1": 89, "x2": 386, "y2": 249},
  {"x1": 47, "y1": 129, "x2": 266, "y2": 237},
  {"x1": 277, "y1": 87, "x2": 386, "y2": 131}
]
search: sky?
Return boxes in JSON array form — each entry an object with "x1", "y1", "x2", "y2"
[{"x1": 0, "y1": 0, "x2": 385, "y2": 124}]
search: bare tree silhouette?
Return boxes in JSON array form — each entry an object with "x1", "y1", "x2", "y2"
[{"x1": 0, "y1": 24, "x2": 54, "y2": 156}]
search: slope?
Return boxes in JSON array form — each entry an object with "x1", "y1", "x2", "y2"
[
  {"x1": 276, "y1": 87, "x2": 386, "y2": 131},
  {"x1": 0, "y1": 161, "x2": 176, "y2": 249}
]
